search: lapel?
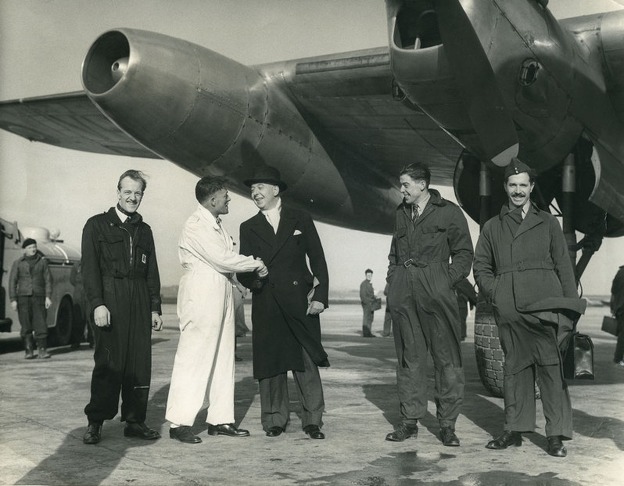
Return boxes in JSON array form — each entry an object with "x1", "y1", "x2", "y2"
[
  {"x1": 270, "y1": 208, "x2": 298, "y2": 262},
  {"x1": 513, "y1": 204, "x2": 543, "y2": 240},
  {"x1": 247, "y1": 212, "x2": 276, "y2": 248}
]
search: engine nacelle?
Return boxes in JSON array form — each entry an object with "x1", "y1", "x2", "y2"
[{"x1": 82, "y1": 29, "x2": 353, "y2": 221}]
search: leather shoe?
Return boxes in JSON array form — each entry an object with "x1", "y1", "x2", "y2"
[
  {"x1": 124, "y1": 422, "x2": 161, "y2": 440},
  {"x1": 207, "y1": 423, "x2": 250, "y2": 437},
  {"x1": 169, "y1": 426, "x2": 202, "y2": 444},
  {"x1": 547, "y1": 436, "x2": 567, "y2": 457},
  {"x1": 440, "y1": 427, "x2": 460, "y2": 447},
  {"x1": 486, "y1": 431, "x2": 522, "y2": 449},
  {"x1": 265, "y1": 426, "x2": 284, "y2": 437},
  {"x1": 83, "y1": 423, "x2": 102, "y2": 445},
  {"x1": 303, "y1": 424, "x2": 325, "y2": 439},
  {"x1": 385, "y1": 422, "x2": 418, "y2": 442}
]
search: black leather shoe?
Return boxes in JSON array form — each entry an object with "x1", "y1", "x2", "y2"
[
  {"x1": 83, "y1": 424, "x2": 102, "y2": 445},
  {"x1": 547, "y1": 436, "x2": 567, "y2": 457},
  {"x1": 386, "y1": 422, "x2": 418, "y2": 442},
  {"x1": 169, "y1": 426, "x2": 202, "y2": 444},
  {"x1": 124, "y1": 422, "x2": 161, "y2": 440},
  {"x1": 303, "y1": 424, "x2": 325, "y2": 439},
  {"x1": 440, "y1": 427, "x2": 460, "y2": 447},
  {"x1": 486, "y1": 431, "x2": 522, "y2": 449},
  {"x1": 207, "y1": 423, "x2": 250, "y2": 437},
  {"x1": 265, "y1": 426, "x2": 284, "y2": 437}
]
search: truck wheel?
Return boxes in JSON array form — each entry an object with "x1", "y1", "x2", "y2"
[
  {"x1": 474, "y1": 301, "x2": 504, "y2": 397},
  {"x1": 51, "y1": 297, "x2": 74, "y2": 346}
]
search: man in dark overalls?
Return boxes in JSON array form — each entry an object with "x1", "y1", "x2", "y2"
[
  {"x1": 385, "y1": 163, "x2": 473, "y2": 447},
  {"x1": 81, "y1": 170, "x2": 163, "y2": 445}
]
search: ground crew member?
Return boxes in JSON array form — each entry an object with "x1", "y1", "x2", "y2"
[{"x1": 81, "y1": 170, "x2": 163, "y2": 445}]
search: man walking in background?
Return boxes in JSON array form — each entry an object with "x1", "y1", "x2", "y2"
[
  {"x1": 81, "y1": 169, "x2": 163, "y2": 445},
  {"x1": 360, "y1": 268, "x2": 377, "y2": 337},
  {"x1": 9, "y1": 238, "x2": 52, "y2": 359}
]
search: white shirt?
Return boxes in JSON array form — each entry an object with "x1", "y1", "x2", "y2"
[{"x1": 261, "y1": 198, "x2": 282, "y2": 233}]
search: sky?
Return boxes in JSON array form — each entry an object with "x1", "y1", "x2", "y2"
[{"x1": 1, "y1": 0, "x2": 623, "y2": 295}]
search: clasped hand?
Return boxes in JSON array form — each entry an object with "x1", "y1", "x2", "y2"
[{"x1": 256, "y1": 257, "x2": 269, "y2": 278}]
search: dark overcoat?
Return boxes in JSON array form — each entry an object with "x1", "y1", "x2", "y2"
[
  {"x1": 386, "y1": 189, "x2": 474, "y2": 345},
  {"x1": 473, "y1": 203, "x2": 586, "y2": 374},
  {"x1": 238, "y1": 207, "x2": 329, "y2": 380},
  {"x1": 9, "y1": 251, "x2": 52, "y2": 299}
]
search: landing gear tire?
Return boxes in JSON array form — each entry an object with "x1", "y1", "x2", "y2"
[{"x1": 474, "y1": 301, "x2": 504, "y2": 398}]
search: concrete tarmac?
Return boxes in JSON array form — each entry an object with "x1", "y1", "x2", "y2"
[{"x1": 0, "y1": 303, "x2": 622, "y2": 486}]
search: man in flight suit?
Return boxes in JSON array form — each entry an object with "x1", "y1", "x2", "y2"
[
  {"x1": 474, "y1": 158, "x2": 586, "y2": 458},
  {"x1": 385, "y1": 163, "x2": 473, "y2": 447},
  {"x1": 81, "y1": 170, "x2": 163, "y2": 445}
]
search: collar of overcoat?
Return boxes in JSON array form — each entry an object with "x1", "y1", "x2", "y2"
[
  {"x1": 498, "y1": 201, "x2": 543, "y2": 239},
  {"x1": 247, "y1": 205, "x2": 298, "y2": 263},
  {"x1": 399, "y1": 188, "x2": 445, "y2": 225}
]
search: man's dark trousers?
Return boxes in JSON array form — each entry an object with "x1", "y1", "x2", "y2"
[{"x1": 259, "y1": 349, "x2": 324, "y2": 431}]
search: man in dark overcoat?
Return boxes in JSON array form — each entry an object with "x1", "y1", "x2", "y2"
[
  {"x1": 81, "y1": 170, "x2": 163, "y2": 445},
  {"x1": 474, "y1": 158, "x2": 586, "y2": 458},
  {"x1": 238, "y1": 166, "x2": 329, "y2": 440},
  {"x1": 385, "y1": 162, "x2": 473, "y2": 447},
  {"x1": 359, "y1": 268, "x2": 376, "y2": 337}
]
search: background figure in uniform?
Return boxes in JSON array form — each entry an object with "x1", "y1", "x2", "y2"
[
  {"x1": 473, "y1": 158, "x2": 586, "y2": 458},
  {"x1": 166, "y1": 177, "x2": 267, "y2": 444},
  {"x1": 382, "y1": 282, "x2": 392, "y2": 337},
  {"x1": 9, "y1": 238, "x2": 52, "y2": 359},
  {"x1": 360, "y1": 268, "x2": 377, "y2": 337},
  {"x1": 610, "y1": 265, "x2": 624, "y2": 368},
  {"x1": 238, "y1": 166, "x2": 330, "y2": 440},
  {"x1": 385, "y1": 162, "x2": 473, "y2": 448},
  {"x1": 453, "y1": 278, "x2": 478, "y2": 341},
  {"x1": 81, "y1": 170, "x2": 163, "y2": 445}
]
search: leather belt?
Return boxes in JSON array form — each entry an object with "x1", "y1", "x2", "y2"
[
  {"x1": 402, "y1": 259, "x2": 444, "y2": 268},
  {"x1": 496, "y1": 261, "x2": 554, "y2": 275}
]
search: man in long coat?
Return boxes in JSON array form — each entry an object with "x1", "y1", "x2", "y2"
[
  {"x1": 81, "y1": 170, "x2": 163, "y2": 445},
  {"x1": 166, "y1": 177, "x2": 267, "y2": 444},
  {"x1": 474, "y1": 158, "x2": 586, "y2": 458},
  {"x1": 385, "y1": 162, "x2": 473, "y2": 447},
  {"x1": 238, "y1": 166, "x2": 329, "y2": 440},
  {"x1": 359, "y1": 269, "x2": 376, "y2": 337}
]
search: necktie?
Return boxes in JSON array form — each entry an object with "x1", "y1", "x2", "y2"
[
  {"x1": 216, "y1": 217, "x2": 222, "y2": 226},
  {"x1": 412, "y1": 204, "x2": 419, "y2": 221}
]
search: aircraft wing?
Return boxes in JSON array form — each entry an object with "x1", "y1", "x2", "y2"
[
  {"x1": 0, "y1": 92, "x2": 160, "y2": 159},
  {"x1": 267, "y1": 48, "x2": 463, "y2": 186}
]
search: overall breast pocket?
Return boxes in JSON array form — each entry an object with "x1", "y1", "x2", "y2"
[{"x1": 99, "y1": 234, "x2": 125, "y2": 268}]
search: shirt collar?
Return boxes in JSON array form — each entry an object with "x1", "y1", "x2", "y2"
[{"x1": 115, "y1": 206, "x2": 128, "y2": 223}]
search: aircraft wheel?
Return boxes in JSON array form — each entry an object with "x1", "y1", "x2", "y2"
[{"x1": 474, "y1": 301, "x2": 504, "y2": 397}]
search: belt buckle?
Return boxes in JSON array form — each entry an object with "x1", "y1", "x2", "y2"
[{"x1": 403, "y1": 258, "x2": 413, "y2": 268}]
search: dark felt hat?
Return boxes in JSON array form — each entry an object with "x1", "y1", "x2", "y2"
[
  {"x1": 22, "y1": 238, "x2": 37, "y2": 248},
  {"x1": 504, "y1": 157, "x2": 535, "y2": 180},
  {"x1": 244, "y1": 166, "x2": 288, "y2": 191}
]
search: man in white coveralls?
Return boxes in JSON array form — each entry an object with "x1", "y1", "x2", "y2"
[{"x1": 165, "y1": 176, "x2": 268, "y2": 443}]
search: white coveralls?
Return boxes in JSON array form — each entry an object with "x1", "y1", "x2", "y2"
[{"x1": 166, "y1": 204, "x2": 260, "y2": 426}]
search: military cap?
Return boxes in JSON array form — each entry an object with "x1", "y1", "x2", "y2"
[
  {"x1": 22, "y1": 238, "x2": 37, "y2": 248},
  {"x1": 504, "y1": 157, "x2": 535, "y2": 180}
]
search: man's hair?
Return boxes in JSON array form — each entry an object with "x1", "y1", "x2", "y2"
[
  {"x1": 365, "y1": 269, "x2": 373, "y2": 274},
  {"x1": 399, "y1": 162, "x2": 431, "y2": 187},
  {"x1": 118, "y1": 169, "x2": 147, "y2": 192},
  {"x1": 196, "y1": 176, "x2": 227, "y2": 204}
]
